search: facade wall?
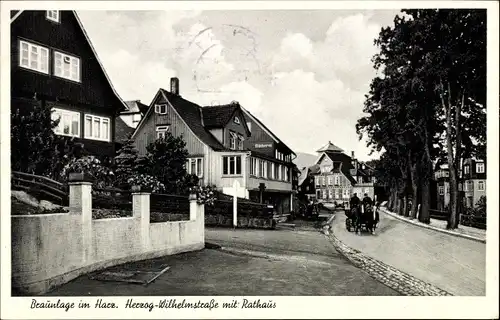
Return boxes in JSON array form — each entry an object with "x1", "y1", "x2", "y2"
[{"x1": 133, "y1": 95, "x2": 206, "y2": 157}]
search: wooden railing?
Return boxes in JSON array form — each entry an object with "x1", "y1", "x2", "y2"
[{"x1": 11, "y1": 171, "x2": 68, "y2": 205}]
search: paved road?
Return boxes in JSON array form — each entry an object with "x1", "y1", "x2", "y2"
[
  {"x1": 46, "y1": 222, "x2": 398, "y2": 296},
  {"x1": 331, "y1": 210, "x2": 486, "y2": 296}
]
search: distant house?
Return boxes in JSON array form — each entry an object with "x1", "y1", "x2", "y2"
[
  {"x1": 120, "y1": 100, "x2": 149, "y2": 128},
  {"x1": 461, "y1": 158, "x2": 486, "y2": 208},
  {"x1": 11, "y1": 10, "x2": 127, "y2": 159},
  {"x1": 434, "y1": 161, "x2": 450, "y2": 211},
  {"x1": 130, "y1": 78, "x2": 297, "y2": 214},
  {"x1": 298, "y1": 165, "x2": 319, "y2": 201},
  {"x1": 311, "y1": 141, "x2": 376, "y2": 204}
]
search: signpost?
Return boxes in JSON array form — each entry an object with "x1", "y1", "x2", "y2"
[{"x1": 232, "y1": 180, "x2": 240, "y2": 228}]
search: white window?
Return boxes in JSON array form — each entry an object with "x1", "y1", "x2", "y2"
[
  {"x1": 46, "y1": 10, "x2": 60, "y2": 22},
  {"x1": 84, "y1": 114, "x2": 110, "y2": 141},
  {"x1": 156, "y1": 126, "x2": 170, "y2": 139},
  {"x1": 132, "y1": 114, "x2": 141, "y2": 123},
  {"x1": 328, "y1": 189, "x2": 333, "y2": 199},
  {"x1": 19, "y1": 40, "x2": 49, "y2": 74},
  {"x1": 54, "y1": 51, "x2": 80, "y2": 82},
  {"x1": 238, "y1": 134, "x2": 244, "y2": 150},
  {"x1": 476, "y1": 162, "x2": 485, "y2": 173},
  {"x1": 262, "y1": 161, "x2": 268, "y2": 178},
  {"x1": 438, "y1": 186, "x2": 444, "y2": 195},
  {"x1": 52, "y1": 108, "x2": 80, "y2": 137},
  {"x1": 464, "y1": 166, "x2": 470, "y2": 175},
  {"x1": 343, "y1": 189, "x2": 350, "y2": 199},
  {"x1": 271, "y1": 163, "x2": 275, "y2": 179},
  {"x1": 286, "y1": 167, "x2": 290, "y2": 182},
  {"x1": 477, "y1": 181, "x2": 485, "y2": 191},
  {"x1": 223, "y1": 156, "x2": 242, "y2": 176},
  {"x1": 154, "y1": 104, "x2": 167, "y2": 115},
  {"x1": 334, "y1": 176, "x2": 340, "y2": 185},
  {"x1": 465, "y1": 181, "x2": 474, "y2": 192},
  {"x1": 234, "y1": 116, "x2": 241, "y2": 124},
  {"x1": 229, "y1": 132, "x2": 237, "y2": 150},
  {"x1": 187, "y1": 158, "x2": 203, "y2": 177},
  {"x1": 278, "y1": 165, "x2": 283, "y2": 180}
]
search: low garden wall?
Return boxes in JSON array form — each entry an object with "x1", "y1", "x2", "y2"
[{"x1": 11, "y1": 179, "x2": 204, "y2": 295}]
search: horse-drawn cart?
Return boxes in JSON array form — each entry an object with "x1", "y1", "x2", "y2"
[{"x1": 345, "y1": 204, "x2": 377, "y2": 234}]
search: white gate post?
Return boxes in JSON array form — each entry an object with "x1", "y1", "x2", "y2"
[{"x1": 232, "y1": 180, "x2": 240, "y2": 228}]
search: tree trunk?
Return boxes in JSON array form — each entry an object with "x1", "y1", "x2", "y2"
[
  {"x1": 441, "y1": 81, "x2": 458, "y2": 230},
  {"x1": 408, "y1": 151, "x2": 418, "y2": 219},
  {"x1": 419, "y1": 178, "x2": 431, "y2": 223},
  {"x1": 403, "y1": 194, "x2": 409, "y2": 217}
]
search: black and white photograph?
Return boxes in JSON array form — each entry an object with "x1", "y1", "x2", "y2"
[{"x1": 1, "y1": 1, "x2": 498, "y2": 319}]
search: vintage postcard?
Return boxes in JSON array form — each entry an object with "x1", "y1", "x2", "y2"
[{"x1": 1, "y1": 1, "x2": 498, "y2": 319}]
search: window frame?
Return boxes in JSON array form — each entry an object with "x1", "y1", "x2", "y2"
[
  {"x1": 154, "y1": 104, "x2": 168, "y2": 115},
  {"x1": 438, "y1": 186, "x2": 445, "y2": 195},
  {"x1": 52, "y1": 108, "x2": 81, "y2": 138},
  {"x1": 156, "y1": 125, "x2": 170, "y2": 139},
  {"x1": 53, "y1": 50, "x2": 81, "y2": 82},
  {"x1": 476, "y1": 162, "x2": 485, "y2": 173},
  {"x1": 229, "y1": 131, "x2": 237, "y2": 150},
  {"x1": 84, "y1": 114, "x2": 111, "y2": 142},
  {"x1": 234, "y1": 116, "x2": 241, "y2": 124},
  {"x1": 222, "y1": 155, "x2": 242, "y2": 176},
  {"x1": 187, "y1": 157, "x2": 204, "y2": 178},
  {"x1": 18, "y1": 40, "x2": 50, "y2": 74},
  {"x1": 46, "y1": 10, "x2": 60, "y2": 23},
  {"x1": 477, "y1": 180, "x2": 485, "y2": 191},
  {"x1": 237, "y1": 134, "x2": 244, "y2": 150}
]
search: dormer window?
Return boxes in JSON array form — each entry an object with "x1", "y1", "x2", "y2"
[
  {"x1": 229, "y1": 131, "x2": 237, "y2": 150},
  {"x1": 238, "y1": 134, "x2": 244, "y2": 150},
  {"x1": 155, "y1": 104, "x2": 167, "y2": 115},
  {"x1": 46, "y1": 10, "x2": 60, "y2": 23},
  {"x1": 234, "y1": 116, "x2": 241, "y2": 124}
]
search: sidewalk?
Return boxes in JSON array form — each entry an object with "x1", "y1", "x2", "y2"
[
  {"x1": 380, "y1": 207, "x2": 486, "y2": 243},
  {"x1": 330, "y1": 210, "x2": 486, "y2": 296}
]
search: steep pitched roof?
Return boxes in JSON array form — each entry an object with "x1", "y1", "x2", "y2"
[
  {"x1": 115, "y1": 116, "x2": 135, "y2": 143},
  {"x1": 202, "y1": 104, "x2": 239, "y2": 128},
  {"x1": 123, "y1": 100, "x2": 148, "y2": 114},
  {"x1": 160, "y1": 89, "x2": 228, "y2": 151},
  {"x1": 240, "y1": 107, "x2": 296, "y2": 158},
  {"x1": 11, "y1": 10, "x2": 127, "y2": 112},
  {"x1": 316, "y1": 141, "x2": 344, "y2": 153}
]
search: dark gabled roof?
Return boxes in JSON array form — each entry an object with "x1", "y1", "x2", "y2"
[
  {"x1": 115, "y1": 116, "x2": 135, "y2": 143},
  {"x1": 202, "y1": 104, "x2": 239, "y2": 128},
  {"x1": 160, "y1": 89, "x2": 228, "y2": 151},
  {"x1": 240, "y1": 107, "x2": 296, "y2": 157},
  {"x1": 316, "y1": 141, "x2": 344, "y2": 153}
]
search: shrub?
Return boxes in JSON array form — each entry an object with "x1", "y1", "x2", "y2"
[
  {"x1": 190, "y1": 185, "x2": 218, "y2": 206},
  {"x1": 127, "y1": 174, "x2": 165, "y2": 193}
]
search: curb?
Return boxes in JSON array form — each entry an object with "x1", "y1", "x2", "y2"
[
  {"x1": 324, "y1": 217, "x2": 453, "y2": 296},
  {"x1": 380, "y1": 207, "x2": 486, "y2": 244}
]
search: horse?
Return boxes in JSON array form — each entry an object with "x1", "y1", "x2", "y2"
[{"x1": 355, "y1": 204, "x2": 375, "y2": 234}]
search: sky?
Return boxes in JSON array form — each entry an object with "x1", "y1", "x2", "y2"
[{"x1": 78, "y1": 9, "x2": 402, "y2": 161}]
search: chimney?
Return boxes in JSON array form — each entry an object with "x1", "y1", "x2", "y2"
[
  {"x1": 170, "y1": 77, "x2": 179, "y2": 95},
  {"x1": 351, "y1": 151, "x2": 355, "y2": 159}
]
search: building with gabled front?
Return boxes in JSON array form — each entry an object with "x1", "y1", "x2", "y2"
[
  {"x1": 130, "y1": 78, "x2": 297, "y2": 214},
  {"x1": 312, "y1": 141, "x2": 376, "y2": 204},
  {"x1": 11, "y1": 10, "x2": 127, "y2": 159}
]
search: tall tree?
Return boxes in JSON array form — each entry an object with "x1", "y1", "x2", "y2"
[
  {"x1": 113, "y1": 135, "x2": 140, "y2": 189},
  {"x1": 402, "y1": 9, "x2": 486, "y2": 228}
]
